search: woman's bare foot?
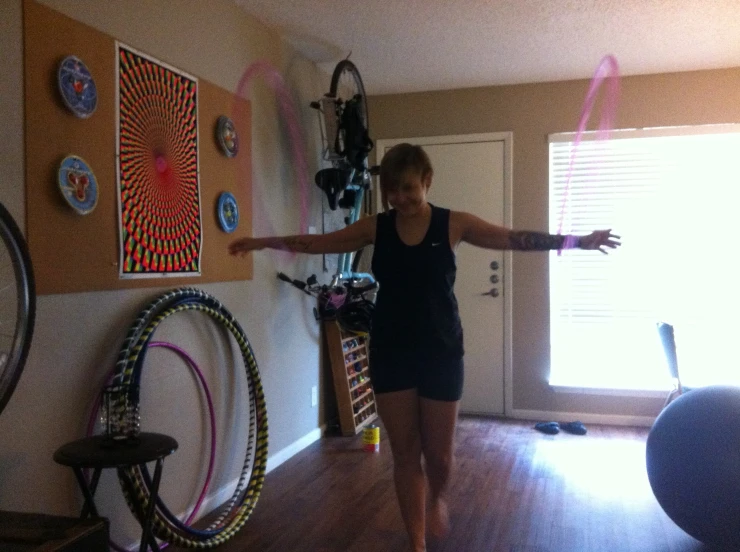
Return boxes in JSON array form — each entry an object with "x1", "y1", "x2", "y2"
[{"x1": 428, "y1": 498, "x2": 450, "y2": 539}]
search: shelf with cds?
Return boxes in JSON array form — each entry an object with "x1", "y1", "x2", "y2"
[{"x1": 324, "y1": 320, "x2": 378, "y2": 436}]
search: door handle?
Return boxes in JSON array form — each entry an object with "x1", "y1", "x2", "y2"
[{"x1": 481, "y1": 288, "x2": 499, "y2": 298}]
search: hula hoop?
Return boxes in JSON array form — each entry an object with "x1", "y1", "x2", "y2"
[
  {"x1": 85, "y1": 340, "x2": 218, "y2": 552},
  {"x1": 127, "y1": 340, "x2": 222, "y2": 539},
  {"x1": 146, "y1": 342, "x2": 217, "y2": 528},
  {"x1": 117, "y1": 296, "x2": 266, "y2": 547},
  {"x1": 556, "y1": 54, "x2": 620, "y2": 254},
  {"x1": 235, "y1": 61, "x2": 310, "y2": 235},
  {"x1": 112, "y1": 289, "x2": 267, "y2": 548}
]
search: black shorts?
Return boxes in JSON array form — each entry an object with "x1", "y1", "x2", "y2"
[{"x1": 368, "y1": 346, "x2": 464, "y2": 402}]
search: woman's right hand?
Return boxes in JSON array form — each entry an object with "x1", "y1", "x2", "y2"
[{"x1": 228, "y1": 237, "x2": 263, "y2": 257}]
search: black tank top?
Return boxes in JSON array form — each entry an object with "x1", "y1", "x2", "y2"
[{"x1": 370, "y1": 204, "x2": 464, "y2": 356}]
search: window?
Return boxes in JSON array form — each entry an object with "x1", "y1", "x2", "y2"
[{"x1": 549, "y1": 125, "x2": 740, "y2": 391}]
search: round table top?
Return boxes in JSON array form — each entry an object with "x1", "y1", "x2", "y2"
[{"x1": 53, "y1": 432, "x2": 178, "y2": 469}]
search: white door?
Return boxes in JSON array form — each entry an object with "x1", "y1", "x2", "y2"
[{"x1": 375, "y1": 134, "x2": 512, "y2": 415}]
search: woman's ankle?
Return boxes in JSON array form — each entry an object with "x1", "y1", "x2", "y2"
[{"x1": 428, "y1": 496, "x2": 450, "y2": 539}]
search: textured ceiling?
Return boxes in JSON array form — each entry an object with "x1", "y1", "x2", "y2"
[{"x1": 234, "y1": 0, "x2": 740, "y2": 95}]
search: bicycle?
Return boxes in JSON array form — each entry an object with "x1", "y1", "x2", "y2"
[
  {"x1": 310, "y1": 59, "x2": 377, "y2": 287},
  {"x1": 0, "y1": 202, "x2": 36, "y2": 416},
  {"x1": 277, "y1": 272, "x2": 376, "y2": 335}
]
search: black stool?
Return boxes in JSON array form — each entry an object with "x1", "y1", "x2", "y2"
[{"x1": 54, "y1": 432, "x2": 178, "y2": 552}]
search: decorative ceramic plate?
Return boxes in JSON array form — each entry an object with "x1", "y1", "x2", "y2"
[
  {"x1": 58, "y1": 155, "x2": 98, "y2": 215},
  {"x1": 217, "y1": 192, "x2": 239, "y2": 233},
  {"x1": 57, "y1": 55, "x2": 98, "y2": 118},
  {"x1": 216, "y1": 115, "x2": 239, "y2": 158}
]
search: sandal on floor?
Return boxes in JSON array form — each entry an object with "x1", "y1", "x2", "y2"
[
  {"x1": 534, "y1": 421, "x2": 560, "y2": 435},
  {"x1": 560, "y1": 421, "x2": 587, "y2": 435}
]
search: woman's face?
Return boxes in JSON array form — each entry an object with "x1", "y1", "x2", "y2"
[{"x1": 386, "y1": 170, "x2": 431, "y2": 216}]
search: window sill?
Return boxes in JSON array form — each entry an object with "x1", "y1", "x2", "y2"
[{"x1": 549, "y1": 383, "x2": 669, "y2": 398}]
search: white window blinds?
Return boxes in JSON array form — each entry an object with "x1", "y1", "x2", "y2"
[{"x1": 548, "y1": 125, "x2": 740, "y2": 390}]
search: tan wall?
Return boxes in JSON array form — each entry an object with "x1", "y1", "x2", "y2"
[
  {"x1": 369, "y1": 68, "x2": 740, "y2": 418},
  {"x1": 0, "y1": 0, "x2": 330, "y2": 543}
]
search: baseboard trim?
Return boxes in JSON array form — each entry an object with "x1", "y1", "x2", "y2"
[
  {"x1": 266, "y1": 426, "x2": 324, "y2": 473},
  {"x1": 509, "y1": 408, "x2": 656, "y2": 428},
  {"x1": 171, "y1": 425, "x2": 325, "y2": 534}
]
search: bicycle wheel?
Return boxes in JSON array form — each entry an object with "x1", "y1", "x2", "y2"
[
  {"x1": 329, "y1": 59, "x2": 370, "y2": 169},
  {"x1": 328, "y1": 60, "x2": 374, "y2": 280},
  {"x1": 330, "y1": 60, "x2": 368, "y2": 129},
  {"x1": 0, "y1": 202, "x2": 35, "y2": 416}
]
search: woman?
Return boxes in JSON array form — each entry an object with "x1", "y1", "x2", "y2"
[{"x1": 229, "y1": 143, "x2": 620, "y2": 552}]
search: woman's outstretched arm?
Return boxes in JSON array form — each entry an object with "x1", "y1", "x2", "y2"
[
  {"x1": 451, "y1": 211, "x2": 621, "y2": 253},
  {"x1": 228, "y1": 214, "x2": 375, "y2": 256}
]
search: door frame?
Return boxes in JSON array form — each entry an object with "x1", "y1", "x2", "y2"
[{"x1": 375, "y1": 133, "x2": 514, "y2": 416}]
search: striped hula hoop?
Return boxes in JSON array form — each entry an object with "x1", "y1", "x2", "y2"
[{"x1": 112, "y1": 288, "x2": 268, "y2": 548}]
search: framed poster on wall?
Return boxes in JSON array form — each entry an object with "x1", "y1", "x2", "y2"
[{"x1": 116, "y1": 43, "x2": 202, "y2": 278}]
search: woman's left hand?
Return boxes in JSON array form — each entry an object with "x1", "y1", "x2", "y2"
[{"x1": 580, "y1": 230, "x2": 621, "y2": 254}]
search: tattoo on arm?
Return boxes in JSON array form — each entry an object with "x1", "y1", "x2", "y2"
[
  {"x1": 280, "y1": 236, "x2": 313, "y2": 252},
  {"x1": 508, "y1": 231, "x2": 567, "y2": 251},
  {"x1": 261, "y1": 236, "x2": 313, "y2": 252}
]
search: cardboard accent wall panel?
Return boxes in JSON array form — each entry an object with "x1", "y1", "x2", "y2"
[{"x1": 23, "y1": 0, "x2": 253, "y2": 294}]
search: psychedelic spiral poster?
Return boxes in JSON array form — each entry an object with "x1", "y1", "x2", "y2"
[{"x1": 116, "y1": 43, "x2": 201, "y2": 277}]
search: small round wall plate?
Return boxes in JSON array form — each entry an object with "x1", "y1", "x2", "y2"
[
  {"x1": 217, "y1": 192, "x2": 239, "y2": 233},
  {"x1": 58, "y1": 155, "x2": 98, "y2": 215},
  {"x1": 216, "y1": 115, "x2": 239, "y2": 158},
  {"x1": 57, "y1": 55, "x2": 98, "y2": 118}
]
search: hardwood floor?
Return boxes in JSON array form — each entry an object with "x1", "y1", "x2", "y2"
[{"x1": 172, "y1": 417, "x2": 709, "y2": 552}]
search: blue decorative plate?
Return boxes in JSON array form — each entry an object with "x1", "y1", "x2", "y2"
[
  {"x1": 58, "y1": 155, "x2": 98, "y2": 215},
  {"x1": 217, "y1": 192, "x2": 239, "y2": 233},
  {"x1": 57, "y1": 55, "x2": 98, "y2": 118},
  {"x1": 216, "y1": 115, "x2": 239, "y2": 158}
]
